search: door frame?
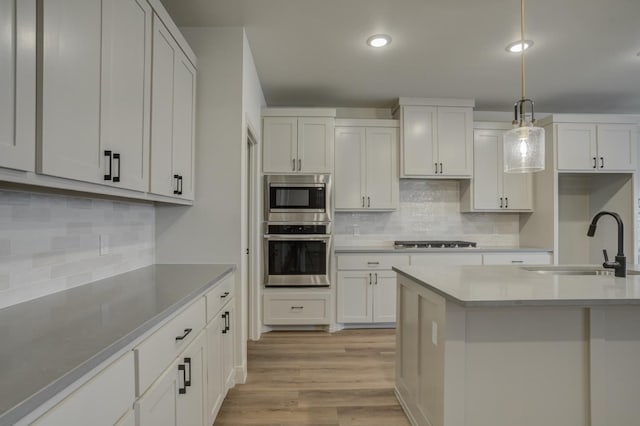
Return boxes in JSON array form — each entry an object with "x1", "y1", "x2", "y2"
[{"x1": 246, "y1": 116, "x2": 261, "y2": 341}]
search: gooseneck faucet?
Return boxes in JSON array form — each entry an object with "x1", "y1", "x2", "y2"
[{"x1": 587, "y1": 211, "x2": 626, "y2": 277}]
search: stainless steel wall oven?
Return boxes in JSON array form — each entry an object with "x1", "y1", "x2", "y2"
[{"x1": 263, "y1": 223, "x2": 332, "y2": 287}]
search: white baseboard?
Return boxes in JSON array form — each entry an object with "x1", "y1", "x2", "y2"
[
  {"x1": 234, "y1": 364, "x2": 247, "y2": 385},
  {"x1": 395, "y1": 387, "x2": 419, "y2": 426}
]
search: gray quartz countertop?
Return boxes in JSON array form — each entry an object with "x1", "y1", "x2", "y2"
[
  {"x1": 393, "y1": 264, "x2": 640, "y2": 308},
  {"x1": 334, "y1": 245, "x2": 552, "y2": 253},
  {"x1": 0, "y1": 264, "x2": 235, "y2": 426}
]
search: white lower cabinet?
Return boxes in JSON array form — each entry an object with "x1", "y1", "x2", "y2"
[
  {"x1": 263, "y1": 291, "x2": 331, "y2": 325},
  {"x1": 33, "y1": 352, "x2": 135, "y2": 426},
  {"x1": 336, "y1": 254, "x2": 410, "y2": 324},
  {"x1": 136, "y1": 330, "x2": 206, "y2": 426},
  {"x1": 482, "y1": 252, "x2": 552, "y2": 265},
  {"x1": 409, "y1": 253, "x2": 483, "y2": 266},
  {"x1": 205, "y1": 316, "x2": 224, "y2": 425}
]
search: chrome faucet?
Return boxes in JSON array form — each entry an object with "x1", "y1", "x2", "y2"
[{"x1": 587, "y1": 211, "x2": 626, "y2": 277}]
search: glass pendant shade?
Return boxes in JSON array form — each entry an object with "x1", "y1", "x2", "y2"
[{"x1": 503, "y1": 123, "x2": 545, "y2": 173}]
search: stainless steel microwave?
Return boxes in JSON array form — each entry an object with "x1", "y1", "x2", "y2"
[{"x1": 264, "y1": 174, "x2": 331, "y2": 222}]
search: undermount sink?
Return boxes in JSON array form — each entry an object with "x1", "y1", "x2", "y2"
[{"x1": 522, "y1": 266, "x2": 640, "y2": 276}]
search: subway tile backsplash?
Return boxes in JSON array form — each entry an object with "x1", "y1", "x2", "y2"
[
  {"x1": 335, "y1": 180, "x2": 520, "y2": 247},
  {"x1": 0, "y1": 190, "x2": 155, "y2": 309}
]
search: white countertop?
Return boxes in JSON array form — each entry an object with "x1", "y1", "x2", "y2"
[
  {"x1": 393, "y1": 265, "x2": 640, "y2": 307},
  {"x1": 334, "y1": 245, "x2": 552, "y2": 254}
]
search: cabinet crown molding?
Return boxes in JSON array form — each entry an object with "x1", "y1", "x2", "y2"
[
  {"x1": 262, "y1": 108, "x2": 337, "y2": 118},
  {"x1": 396, "y1": 97, "x2": 475, "y2": 108},
  {"x1": 538, "y1": 114, "x2": 640, "y2": 126}
]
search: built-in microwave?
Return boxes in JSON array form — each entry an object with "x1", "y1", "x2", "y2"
[{"x1": 264, "y1": 174, "x2": 331, "y2": 222}]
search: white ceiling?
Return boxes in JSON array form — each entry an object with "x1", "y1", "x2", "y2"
[{"x1": 160, "y1": 0, "x2": 640, "y2": 113}]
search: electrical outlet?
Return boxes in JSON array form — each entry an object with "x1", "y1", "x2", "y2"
[{"x1": 99, "y1": 234, "x2": 110, "y2": 255}]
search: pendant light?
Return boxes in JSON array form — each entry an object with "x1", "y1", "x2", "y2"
[{"x1": 503, "y1": 0, "x2": 545, "y2": 173}]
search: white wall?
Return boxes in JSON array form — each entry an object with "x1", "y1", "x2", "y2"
[
  {"x1": 0, "y1": 189, "x2": 155, "y2": 308},
  {"x1": 155, "y1": 26, "x2": 265, "y2": 379}
]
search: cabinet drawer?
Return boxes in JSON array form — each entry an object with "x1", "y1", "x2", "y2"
[
  {"x1": 135, "y1": 298, "x2": 205, "y2": 395},
  {"x1": 482, "y1": 252, "x2": 552, "y2": 265},
  {"x1": 337, "y1": 254, "x2": 409, "y2": 270},
  {"x1": 205, "y1": 274, "x2": 234, "y2": 322},
  {"x1": 34, "y1": 352, "x2": 134, "y2": 426},
  {"x1": 263, "y1": 293, "x2": 330, "y2": 325}
]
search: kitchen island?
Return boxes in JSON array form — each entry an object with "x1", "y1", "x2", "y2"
[{"x1": 393, "y1": 265, "x2": 640, "y2": 426}]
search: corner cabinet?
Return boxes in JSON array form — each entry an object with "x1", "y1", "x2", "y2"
[
  {"x1": 460, "y1": 126, "x2": 533, "y2": 212},
  {"x1": 38, "y1": 0, "x2": 153, "y2": 192},
  {"x1": 149, "y1": 14, "x2": 196, "y2": 200},
  {"x1": 397, "y1": 99, "x2": 474, "y2": 178},
  {"x1": 262, "y1": 109, "x2": 336, "y2": 174},
  {"x1": 334, "y1": 120, "x2": 399, "y2": 211},
  {"x1": 0, "y1": 0, "x2": 35, "y2": 172},
  {"x1": 556, "y1": 122, "x2": 637, "y2": 172}
]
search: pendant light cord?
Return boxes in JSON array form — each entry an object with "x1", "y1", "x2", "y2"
[{"x1": 520, "y1": 0, "x2": 526, "y2": 119}]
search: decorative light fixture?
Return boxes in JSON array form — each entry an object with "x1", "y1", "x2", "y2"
[
  {"x1": 366, "y1": 34, "x2": 391, "y2": 48},
  {"x1": 503, "y1": 0, "x2": 545, "y2": 173},
  {"x1": 505, "y1": 39, "x2": 533, "y2": 53}
]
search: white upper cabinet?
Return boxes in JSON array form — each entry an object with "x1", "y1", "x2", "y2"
[
  {"x1": 0, "y1": 0, "x2": 35, "y2": 172},
  {"x1": 149, "y1": 14, "x2": 196, "y2": 200},
  {"x1": 39, "y1": 0, "x2": 103, "y2": 183},
  {"x1": 462, "y1": 128, "x2": 532, "y2": 212},
  {"x1": 556, "y1": 122, "x2": 637, "y2": 172},
  {"x1": 100, "y1": 0, "x2": 152, "y2": 191},
  {"x1": 334, "y1": 121, "x2": 399, "y2": 211},
  {"x1": 39, "y1": 0, "x2": 153, "y2": 191},
  {"x1": 399, "y1": 100, "x2": 473, "y2": 178},
  {"x1": 262, "y1": 110, "x2": 335, "y2": 173}
]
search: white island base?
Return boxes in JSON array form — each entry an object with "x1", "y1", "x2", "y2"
[{"x1": 395, "y1": 270, "x2": 640, "y2": 426}]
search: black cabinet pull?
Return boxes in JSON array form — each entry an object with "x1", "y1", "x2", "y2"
[
  {"x1": 221, "y1": 313, "x2": 227, "y2": 334},
  {"x1": 434, "y1": 162, "x2": 438, "y2": 174},
  {"x1": 367, "y1": 196, "x2": 371, "y2": 208},
  {"x1": 178, "y1": 364, "x2": 187, "y2": 394},
  {"x1": 175, "y1": 328, "x2": 192, "y2": 341},
  {"x1": 505, "y1": 197, "x2": 509, "y2": 208},
  {"x1": 184, "y1": 357, "x2": 192, "y2": 387},
  {"x1": 439, "y1": 162, "x2": 443, "y2": 174},
  {"x1": 374, "y1": 272, "x2": 378, "y2": 285},
  {"x1": 499, "y1": 197, "x2": 503, "y2": 208},
  {"x1": 593, "y1": 157, "x2": 597, "y2": 169},
  {"x1": 220, "y1": 291, "x2": 229, "y2": 299},
  {"x1": 600, "y1": 157, "x2": 604, "y2": 168},
  {"x1": 104, "y1": 150, "x2": 112, "y2": 181},
  {"x1": 369, "y1": 273, "x2": 372, "y2": 285},
  {"x1": 173, "y1": 174, "x2": 180, "y2": 194},
  {"x1": 292, "y1": 158, "x2": 296, "y2": 171},
  {"x1": 178, "y1": 175, "x2": 183, "y2": 195},
  {"x1": 290, "y1": 306, "x2": 304, "y2": 310},
  {"x1": 225, "y1": 311, "x2": 230, "y2": 332},
  {"x1": 112, "y1": 153, "x2": 120, "y2": 183}
]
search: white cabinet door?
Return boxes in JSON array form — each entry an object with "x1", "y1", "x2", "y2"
[
  {"x1": 263, "y1": 117, "x2": 298, "y2": 173},
  {"x1": 176, "y1": 331, "x2": 206, "y2": 426},
  {"x1": 335, "y1": 126, "x2": 366, "y2": 209},
  {"x1": 100, "y1": 0, "x2": 151, "y2": 191},
  {"x1": 136, "y1": 362, "x2": 179, "y2": 426},
  {"x1": 556, "y1": 123, "x2": 597, "y2": 171},
  {"x1": 222, "y1": 304, "x2": 236, "y2": 391},
  {"x1": 473, "y1": 130, "x2": 502, "y2": 210},
  {"x1": 0, "y1": 0, "x2": 35, "y2": 172},
  {"x1": 437, "y1": 107, "x2": 473, "y2": 176},
  {"x1": 597, "y1": 125, "x2": 636, "y2": 171},
  {"x1": 206, "y1": 317, "x2": 224, "y2": 426},
  {"x1": 172, "y1": 53, "x2": 196, "y2": 200},
  {"x1": 503, "y1": 170, "x2": 532, "y2": 210},
  {"x1": 372, "y1": 272, "x2": 397, "y2": 323},
  {"x1": 337, "y1": 271, "x2": 373, "y2": 323},
  {"x1": 365, "y1": 127, "x2": 398, "y2": 209},
  {"x1": 410, "y1": 253, "x2": 483, "y2": 266},
  {"x1": 39, "y1": 0, "x2": 103, "y2": 183},
  {"x1": 150, "y1": 15, "x2": 177, "y2": 197},
  {"x1": 298, "y1": 117, "x2": 333, "y2": 173},
  {"x1": 402, "y1": 106, "x2": 437, "y2": 176}
]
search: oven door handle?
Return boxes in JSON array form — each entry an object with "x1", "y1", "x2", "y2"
[{"x1": 264, "y1": 235, "x2": 331, "y2": 240}]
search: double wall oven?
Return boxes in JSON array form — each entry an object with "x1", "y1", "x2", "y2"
[{"x1": 263, "y1": 175, "x2": 332, "y2": 287}]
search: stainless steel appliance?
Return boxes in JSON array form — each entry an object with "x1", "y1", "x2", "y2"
[
  {"x1": 394, "y1": 240, "x2": 477, "y2": 249},
  {"x1": 264, "y1": 223, "x2": 332, "y2": 287},
  {"x1": 264, "y1": 174, "x2": 331, "y2": 223}
]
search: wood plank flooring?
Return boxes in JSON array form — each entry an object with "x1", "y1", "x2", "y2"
[{"x1": 214, "y1": 329, "x2": 410, "y2": 426}]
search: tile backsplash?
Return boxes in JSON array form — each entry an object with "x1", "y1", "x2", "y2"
[
  {"x1": 335, "y1": 180, "x2": 520, "y2": 247},
  {"x1": 0, "y1": 190, "x2": 155, "y2": 309}
]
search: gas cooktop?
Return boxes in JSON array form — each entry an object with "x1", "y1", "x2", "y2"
[{"x1": 394, "y1": 240, "x2": 477, "y2": 249}]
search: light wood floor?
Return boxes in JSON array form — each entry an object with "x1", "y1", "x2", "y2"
[{"x1": 214, "y1": 329, "x2": 410, "y2": 426}]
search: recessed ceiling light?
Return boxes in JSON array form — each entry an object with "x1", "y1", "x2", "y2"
[
  {"x1": 367, "y1": 34, "x2": 391, "y2": 48},
  {"x1": 506, "y1": 40, "x2": 534, "y2": 53}
]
